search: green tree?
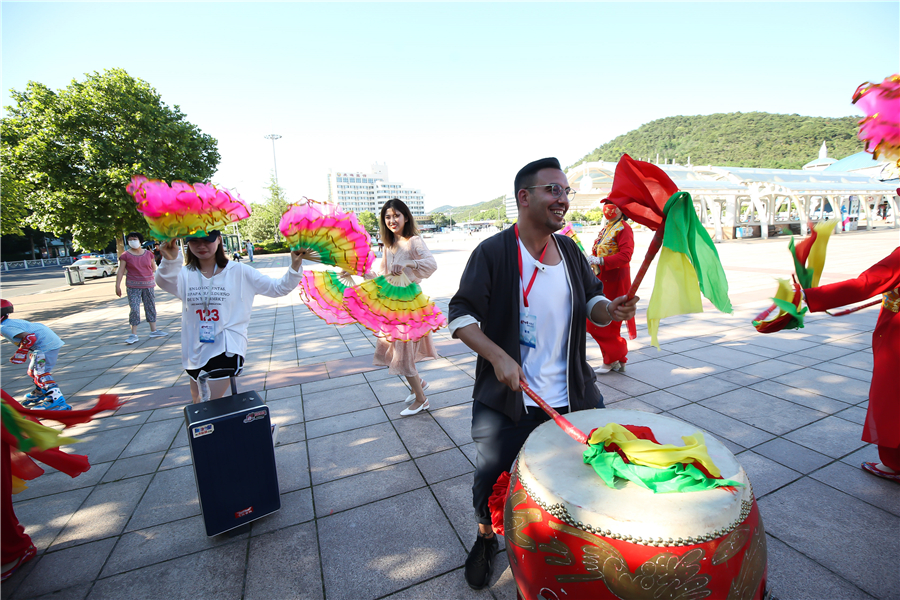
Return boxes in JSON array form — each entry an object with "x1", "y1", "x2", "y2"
[
  {"x1": 356, "y1": 211, "x2": 378, "y2": 235},
  {"x1": 1, "y1": 68, "x2": 219, "y2": 254},
  {"x1": 237, "y1": 173, "x2": 289, "y2": 243}
]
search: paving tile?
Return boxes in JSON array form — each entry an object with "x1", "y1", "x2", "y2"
[
  {"x1": 12, "y1": 462, "x2": 112, "y2": 502},
  {"x1": 159, "y1": 446, "x2": 192, "y2": 471},
  {"x1": 748, "y1": 380, "x2": 851, "y2": 414},
  {"x1": 771, "y1": 367, "x2": 870, "y2": 403},
  {"x1": 119, "y1": 419, "x2": 182, "y2": 459},
  {"x1": 369, "y1": 377, "x2": 414, "y2": 405},
  {"x1": 784, "y1": 416, "x2": 868, "y2": 458},
  {"x1": 669, "y1": 404, "x2": 775, "y2": 448},
  {"x1": 759, "y1": 478, "x2": 898, "y2": 599},
  {"x1": 733, "y1": 450, "x2": 802, "y2": 498},
  {"x1": 302, "y1": 372, "x2": 368, "y2": 394},
  {"x1": 266, "y1": 395, "x2": 304, "y2": 427},
  {"x1": 459, "y1": 442, "x2": 477, "y2": 468},
  {"x1": 415, "y1": 448, "x2": 475, "y2": 484},
  {"x1": 809, "y1": 461, "x2": 900, "y2": 517},
  {"x1": 700, "y1": 388, "x2": 828, "y2": 435},
  {"x1": 303, "y1": 382, "x2": 379, "y2": 421},
  {"x1": 839, "y1": 444, "x2": 880, "y2": 469},
  {"x1": 429, "y1": 403, "x2": 474, "y2": 446},
  {"x1": 595, "y1": 371, "x2": 658, "y2": 396},
  {"x1": 312, "y1": 461, "x2": 425, "y2": 518},
  {"x1": 245, "y1": 522, "x2": 323, "y2": 600},
  {"x1": 86, "y1": 542, "x2": 246, "y2": 600},
  {"x1": 834, "y1": 405, "x2": 868, "y2": 426},
  {"x1": 751, "y1": 437, "x2": 833, "y2": 473},
  {"x1": 273, "y1": 441, "x2": 310, "y2": 493},
  {"x1": 145, "y1": 405, "x2": 185, "y2": 422},
  {"x1": 63, "y1": 412, "x2": 149, "y2": 437},
  {"x1": 307, "y1": 421, "x2": 410, "y2": 485},
  {"x1": 264, "y1": 383, "x2": 302, "y2": 401},
  {"x1": 605, "y1": 397, "x2": 662, "y2": 413},
  {"x1": 13, "y1": 487, "x2": 93, "y2": 553},
  {"x1": 272, "y1": 422, "x2": 304, "y2": 446},
  {"x1": 631, "y1": 389, "x2": 691, "y2": 411},
  {"x1": 765, "y1": 536, "x2": 876, "y2": 600},
  {"x1": 125, "y1": 466, "x2": 199, "y2": 531},
  {"x1": 57, "y1": 425, "x2": 140, "y2": 465},
  {"x1": 14, "y1": 538, "x2": 116, "y2": 599},
  {"x1": 249, "y1": 487, "x2": 314, "y2": 536},
  {"x1": 392, "y1": 413, "x2": 456, "y2": 458},
  {"x1": 424, "y1": 385, "x2": 475, "y2": 410},
  {"x1": 592, "y1": 381, "x2": 631, "y2": 404},
  {"x1": 318, "y1": 488, "x2": 464, "y2": 599},
  {"x1": 100, "y1": 515, "x2": 246, "y2": 577},
  {"x1": 665, "y1": 375, "x2": 740, "y2": 401},
  {"x1": 101, "y1": 451, "x2": 165, "y2": 483},
  {"x1": 816, "y1": 360, "x2": 873, "y2": 384},
  {"x1": 623, "y1": 357, "x2": 718, "y2": 389},
  {"x1": 680, "y1": 345, "x2": 769, "y2": 369},
  {"x1": 51, "y1": 475, "x2": 152, "y2": 550},
  {"x1": 430, "y1": 474, "x2": 478, "y2": 544},
  {"x1": 736, "y1": 358, "x2": 807, "y2": 379},
  {"x1": 306, "y1": 406, "x2": 388, "y2": 439}
]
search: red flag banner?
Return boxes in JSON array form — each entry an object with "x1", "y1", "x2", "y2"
[{"x1": 605, "y1": 154, "x2": 679, "y2": 230}]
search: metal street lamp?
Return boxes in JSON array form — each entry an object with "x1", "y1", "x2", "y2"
[
  {"x1": 264, "y1": 134, "x2": 282, "y2": 184},
  {"x1": 264, "y1": 134, "x2": 282, "y2": 242},
  {"x1": 445, "y1": 211, "x2": 453, "y2": 230}
]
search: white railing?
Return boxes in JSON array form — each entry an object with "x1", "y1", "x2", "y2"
[{"x1": 2, "y1": 255, "x2": 102, "y2": 271}]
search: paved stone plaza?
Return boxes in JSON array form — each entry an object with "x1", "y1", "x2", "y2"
[{"x1": 1, "y1": 229, "x2": 898, "y2": 600}]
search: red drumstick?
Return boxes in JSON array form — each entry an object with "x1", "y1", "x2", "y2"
[
  {"x1": 626, "y1": 224, "x2": 665, "y2": 300},
  {"x1": 519, "y1": 380, "x2": 589, "y2": 445},
  {"x1": 825, "y1": 298, "x2": 882, "y2": 316}
]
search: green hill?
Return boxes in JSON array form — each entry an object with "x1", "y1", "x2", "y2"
[
  {"x1": 569, "y1": 112, "x2": 864, "y2": 170},
  {"x1": 428, "y1": 196, "x2": 505, "y2": 222}
]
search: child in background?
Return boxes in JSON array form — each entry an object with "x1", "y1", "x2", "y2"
[{"x1": 0, "y1": 300, "x2": 71, "y2": 410}]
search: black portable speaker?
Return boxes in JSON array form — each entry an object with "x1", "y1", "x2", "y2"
[{"x1": 184, "y1": 388, "x2": 280, "y2": 536}]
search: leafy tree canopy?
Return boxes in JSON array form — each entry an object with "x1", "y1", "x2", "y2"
[
  {"x1": 568, "y1": 112, "x2": 864, "y2": 171},
  {"x1": 1, "y1": 68, "x2": 220, "y2": 251},
  {"x1": 237, "y1": 174, "x2": 288, "y2": 243},
  {"x1": 356, "y1": 211, "x2": 378, "y2": 235}
]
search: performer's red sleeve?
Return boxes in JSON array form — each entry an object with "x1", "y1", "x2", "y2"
[
  {"x1": 806, "y1": 248, "x2": 900, "y2": 312},
  {"x1": 602, "y1": 224, "x2": 634, "y2": 271}
]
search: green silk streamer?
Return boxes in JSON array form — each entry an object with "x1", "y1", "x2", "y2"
[{"x1": 583, "y1": 445, "x2": 743, "y2": 494}]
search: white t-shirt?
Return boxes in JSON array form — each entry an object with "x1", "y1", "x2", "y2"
[
  {"x1": 518, "y1": 238, "x2": 572, "y2": 409},
  {"x1": 156, "y1": 254, "x2": 302, "y2": 370}
]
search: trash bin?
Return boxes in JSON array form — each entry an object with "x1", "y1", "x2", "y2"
[{"x1": 64, "y1": 266, "x2": 85, "y2": 286}]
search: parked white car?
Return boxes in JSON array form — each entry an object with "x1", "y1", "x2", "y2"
[{"x1": 71, "y1": 258, "x2": 116, "y2": 279}]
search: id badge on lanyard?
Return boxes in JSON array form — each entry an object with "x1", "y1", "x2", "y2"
[
  {"x1": 199, "y1": 322, "x2": 216, "y2": 343},
  {"x1": 515, "y1": 224, "x2": 548, "y2": 349},
  {"x1": 198, "y1": 266, "x2": 219, "y2": 343},
  {"x1": 519, "y1": 309, "x2": 538, "y2": 349}
]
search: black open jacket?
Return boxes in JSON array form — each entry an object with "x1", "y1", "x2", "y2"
[{"x1": 448, "y1": 227, "x2": 606, "y2": 422}]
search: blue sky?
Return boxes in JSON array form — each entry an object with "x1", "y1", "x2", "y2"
[{"x1": 3, "y1": 2, "x2": 898, "y2": 210}]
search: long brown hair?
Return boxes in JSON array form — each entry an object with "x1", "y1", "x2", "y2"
[
  {"x1": 184, "y1": 238, "x2": 229, "y2": 270},
  {"x1": 379, "y1": 198, "x2": 419, "y2": 248}
]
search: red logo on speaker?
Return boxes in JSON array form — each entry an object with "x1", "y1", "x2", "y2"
[
  {"x1": 243, "y1": 410, "x2": 267, "y2": 423},
  {"x1": 235, "y1": 506, "x2": 254, "y2": 518}
]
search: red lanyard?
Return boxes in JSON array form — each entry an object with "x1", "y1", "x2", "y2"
[{"x1": 514, "y1": 224, "x2": 549, "y2": 308}]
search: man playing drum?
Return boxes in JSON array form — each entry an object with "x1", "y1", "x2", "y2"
[{"x1": 448, "y1": 157, "x2": 639, "y2": 590}]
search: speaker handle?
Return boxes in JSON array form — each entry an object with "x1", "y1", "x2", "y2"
[{"x1": 230, "y1": 376, "x2": 238, "y2": 396}]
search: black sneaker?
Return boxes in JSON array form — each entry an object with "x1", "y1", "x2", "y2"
[{"x1": 464, "y1": 533, "x2": 499, "y2": 590}]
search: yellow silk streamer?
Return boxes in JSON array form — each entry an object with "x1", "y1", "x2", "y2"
[
  {"x1": 8, "y1": 409, "x2": 80, "y2": 451},
  {"x1": 587, "y1": 422, "x2": 722, "y2": 477},
  {"x1": 807, "y1": 218, "x2": 839, "y2": 288},
  {"x1": 11, "y1": 476, "x2": 27, "y2": 494}
]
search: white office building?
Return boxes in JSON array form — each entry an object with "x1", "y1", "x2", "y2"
[{"x1": 327, "y1": 163, "x2": 425, "y2": 216}]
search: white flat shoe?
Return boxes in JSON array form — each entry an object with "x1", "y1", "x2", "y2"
[
  {"x1": 404, "y1": 380, "x2": 430, "y2": 404},
  {"x1": 400, "y1": 400, "x2": 429, "y2": 416},
  {"x1": 594, "y1": 361, "x2": 624, "y2": 374}
]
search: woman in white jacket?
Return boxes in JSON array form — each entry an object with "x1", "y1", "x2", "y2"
[{"x1": 156, "y1": 231, "x2": 304, "y2": 403}]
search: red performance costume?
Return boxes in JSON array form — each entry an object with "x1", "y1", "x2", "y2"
[
  {"x1": 586, "y1": 216, "x2": 637, "y2": 366},
  {"x1": 804, "y1": 248, "x2": 900, "y2": 474},
  {"x1": 1, "y1": 391, "x2": 122, "y2": 579}
]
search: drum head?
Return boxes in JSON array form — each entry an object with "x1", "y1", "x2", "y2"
[{"x1": 517, "y1": 408, "x2": 751, "y2": 542}]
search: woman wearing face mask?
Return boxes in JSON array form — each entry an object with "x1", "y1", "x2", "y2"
[
  {"x1": 369, "y1": 199, "x2": 439, "y2": 416},
  {"x1": 116, "y1": 232, "x2": 166, "y2": 344},
  {"x1": 156, "y1": 231, "x2": 304, "y2": 403},
  {"x1": 585, "y1": 201, "x2": 636, "y2": 373}
]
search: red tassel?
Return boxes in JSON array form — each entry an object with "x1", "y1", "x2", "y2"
[{"x1": 487, "y1": 471, "x2": 511, "y2": 536}]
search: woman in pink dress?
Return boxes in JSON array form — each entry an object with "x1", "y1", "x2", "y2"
[
  {"x1": 370, "y1": 199, "x2": 439, "y2": 417},
  {"x1": 116, "y1": 232, "x2": 166, "y2": 344}
]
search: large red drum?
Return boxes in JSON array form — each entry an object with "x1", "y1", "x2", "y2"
[{"x1": 504, "y1": 409, "x2": 767, "y2": 600}]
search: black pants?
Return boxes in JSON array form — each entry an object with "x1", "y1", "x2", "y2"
[{"x1": 470, "y1": 401, "x2": 573, "y2": 526}]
